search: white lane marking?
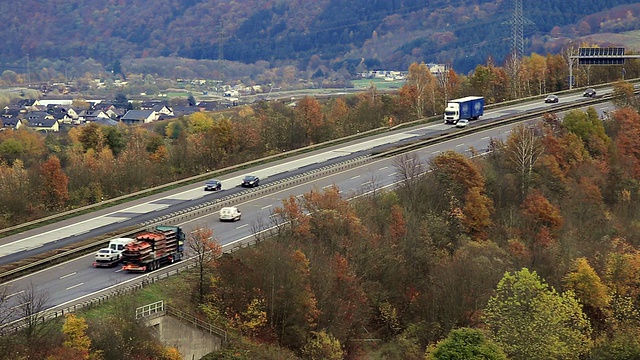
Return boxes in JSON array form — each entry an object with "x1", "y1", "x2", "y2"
[
  {"x1": 378, "y1": 166, "x2": 388, "y2": 170},
  {"x1": 323, "y1": 184, "x2": 333, "y2": 189},
  {"x1": 66, "y1": 283, "x2": 84, "y2": 290},
  {"x1": 7, "y1": 290, "x2": 24, "y2": 299},
  {"x1": 362, "y1": 181, "x2": 372, "y2": 186},
  {"x1": 236, "y1": 224, "x2": 249, "y2": 229},
  {"x1": 11, "y1": 302, "x2": 30, "y2": 310},
  {"x1": 261, "y1": 205, "x2": 273, "y2": 210},
  {"x1": 455, "y1": 143, "x2": 465, "y2": 147},
  {"x1": 431, "y1": 150, "x2": 440, "y2": 154},
  {"x1": 59, "y1": 272, "x2": 77, "y2": 280},
  {"x1": 350, "y1": 175, "x2": 360, "y2": 179},
  {"x1": 481, "y1": 136, "x2": 490, "y2": 140},
  {"x1": 388, "y1": 172, "x2": 397, "y2": 177}
]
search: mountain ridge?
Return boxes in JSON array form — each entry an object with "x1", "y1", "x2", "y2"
[{"x1": 2, "y1": 0, "x2": 640, "y2": 75}]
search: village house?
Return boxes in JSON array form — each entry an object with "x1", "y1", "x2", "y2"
[
  {"x1": 0, "y1": 118, "x2": 23, "y2": 131},
  {"x1": 27, "y1": 119, "x2": 60, "y2": 132},
  {"x1": 120, "y1": 110, "x2": 158, "y2": 125}
]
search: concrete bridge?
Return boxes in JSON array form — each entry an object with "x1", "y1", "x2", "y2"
[{"x1": 137, "y1": 301, "x2": 227, "y2": 360}]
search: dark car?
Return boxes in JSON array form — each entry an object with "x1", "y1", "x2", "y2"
[
  {"x1": 544, "y1": 94, "x2": 559, "y2": 103},
  {"x1": 583, "y1": 88, "x2": 596, "y2": 97},
  {"x1": 204, "y1": 179, "x2": 222, "y2": 191},
  {"x1": 242, "y1": 175, "x2": 260, "y2": 188}
]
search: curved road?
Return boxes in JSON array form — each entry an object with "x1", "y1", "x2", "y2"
[{"x1": 0, "y1": 91, "x2": 612, "y2": 321}]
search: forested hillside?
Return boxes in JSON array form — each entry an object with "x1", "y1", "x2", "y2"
[
  {"x1": 2, "y1": 0, "x2": 640, "y2": 75},
  {"x1": 6, "y1": 96, "x2": 640, "y2": 359}
]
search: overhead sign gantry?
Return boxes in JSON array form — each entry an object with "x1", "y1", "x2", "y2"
[{"x1": 568, "y1": 47, "x2": 640, "y2": 89}]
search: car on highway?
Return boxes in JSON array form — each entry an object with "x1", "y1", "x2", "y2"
[
  {"x1": 242, "y1": 175, "x2": 260, "y2": 187},
  {"x1": 204, "y1": 179, "x2": 222, "y2": 191},
  {"x1": 94, "y1": 248, "x2": 122, "y2": 266},
  {"x1": 456, "y1": 119, "x2": 469, "y2": 128},
  {"x1": 219, "y1": 206, "x2": 242, "y2": 222},
  {"x1": 583, "y1": 88, "x2": 596, "y2": 97},
  {"x1": 544, "y1": 94, "x2": 559, "y2": 103}
]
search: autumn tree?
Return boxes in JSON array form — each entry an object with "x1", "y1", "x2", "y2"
[
  {"x1": 187, "y1": 225, "x2": 222, "y2": 303},
  {"x1": 300, "y1": 330, "x2": 344, "y2": 360},
  {"x1": 563, "y1": 257, "x2": 610, "y2": 332},
  {"x1": 39, "y1": 155, "x2": 69, "y2": 211},
  {"x1": 613, "y1": 108, "x2": 640, "y2": 179},
  {"x1": 425, "y1": 328, "x2": 506, "y2": 360},
  {"x1": 611, "y1": 80, "x2": 637, "y2": 109},
  {"x1": 234, "y1": 297, "x2": 268, "y2": 339},
  {"x1": 562, "y1": 108, "x2": 610, "y2": 159},
  {"x1": 87, "y1": 297, "x2": 171, "y2": 360},
  {"x1": 272, "y1": 249, "x2": 319, "y2": 349},
  {"x1": 462, "y1": 186, "x2": 494, "y2": 239},
  {"x1": 469, "y1": 60, "x2": 509, "y2": 103},
  {"x1": 428, "y1": 151, "x2": 493, "y2": 240},
  {"x1": 0, "y1": 128, "x2": 48, "y2": 166},
  {"x1": 47, "y1": 314, "x2": 101, "y2": 360},
  {"x1": 312, "y1": 253, "x2": 368, "y2": 355},
  {"x1": 77, "y1": 123, "x2": 106, "y2": 153},
  {"x1": 519, "y1": 190, "x2": 563, "y2": 266},
  {"x1": 484, "y1": 268, "x2": 592, "y2": 360},
  {"x1": 399, "y1": 62, "x2": 438, "y2": 119},
  {"x1": 296, "y1": 96, "x2": 325, "y2": 144},
  {"x1": 0, "y1": 160, "x2": 33, "y2": 225},
  {"x1": 325, "y1": 98, "x2": 349, "y2": 137},
  {"x1": 430, "y1": 241, "x2": 510, "y2": 331}
]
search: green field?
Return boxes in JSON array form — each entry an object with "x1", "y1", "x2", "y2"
[{"x1": 352, "y1": 78, "x2": 405, "y2": 90}]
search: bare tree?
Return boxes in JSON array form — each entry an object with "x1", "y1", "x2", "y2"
[
  {"x1": 393, "y1": 152, "x2": 426, "y2": 211},
  {"x1": 13, "y1": 284, "x2": 56, "y2": 360},
  {"x1": 0, "y1": 286, "x2": 12, "y2": 326},
  {"x1": 187, "y1": 225, "x2": 222, "y2": 303},
  {"x1": 394, "y1": 153, "x2": 424, "y2": 190},
  {"x1": 504, "y1": 124, "x2": 545, "y2": 198},
  {"x1": 504, "y1": 54, "x2": 522, "y2": 99}
]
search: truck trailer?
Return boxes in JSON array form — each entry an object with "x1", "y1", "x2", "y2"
[
  {"x1": 444, "y1": 96, "x2": 484, "y2": 124},
  {"x1": 121, "y1": 226, "x2": 185, "y2": 272}
]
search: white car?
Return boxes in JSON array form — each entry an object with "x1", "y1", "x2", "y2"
[
  {"x1": 219, "y1": 206, "x2": 242, "y2": 222},
  {"x1": 456, "y1": 119, "x2": 469, "y2": 128},
  {"x1": 94, "y1": 248, "x2": 122, "y2": 263},
  {"x1": 94, "y1": 237, "x2": 135, "y2": 267}
]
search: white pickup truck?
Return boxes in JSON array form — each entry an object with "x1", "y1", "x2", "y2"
[{"x1": 93, "y1": 237, "x2": 135, "y2": 267}]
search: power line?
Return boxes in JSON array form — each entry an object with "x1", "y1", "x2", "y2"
[{"x1": 503, "y1": 0, "x2": 534, "y2": 60}]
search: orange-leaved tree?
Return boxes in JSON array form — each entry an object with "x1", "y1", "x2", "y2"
[{"x1": 39, "y1": 155, "x2": 69, "y2": 211}]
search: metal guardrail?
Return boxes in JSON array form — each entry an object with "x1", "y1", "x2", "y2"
[
  {"x1": 0, "y1": 92, "x2": 618, "y2": 335},
  {"x1": 0, "y1": 126, "x2": 387, "y2": 238},
  {"x1": 1, "y1": 92, "x2": 616, "y2": 282},
  {"x1": 0, "y1": 155, "x2": 372, "y2": 282},
  {"x1": 166, "y1": 305, "x2": 228, "y2": 345},
  {"x1": 136, "y1": 300, "x2": 165, "y2": 320},
  {"x1": 0, "y1": 260, "x2": 198, "y2": 334}
]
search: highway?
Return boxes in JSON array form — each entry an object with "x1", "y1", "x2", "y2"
[{"x1": 0, "y1": 91, "x2": 611, "y2": 321}]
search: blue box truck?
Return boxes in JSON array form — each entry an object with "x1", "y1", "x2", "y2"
[{"x1": 444, "y1": 96, "x2": 484, "y2": 124}]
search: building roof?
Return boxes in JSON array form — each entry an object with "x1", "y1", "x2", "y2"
[
  {"x1": 93, "y1": 118, "x2": 119, "y2": 126},
  {"x1": 28, "y1": 119, "x2": 58, "y2": 128},
  {"x1": 121, "y1": 110, "x2": 155, "y2": 120}
]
